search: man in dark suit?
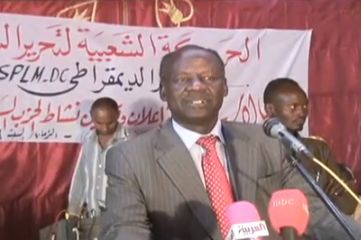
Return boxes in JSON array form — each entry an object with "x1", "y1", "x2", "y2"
[
  {"x1": 101, "y1": 45, "x2": 361, "y2": 239},
  {"x1": 263, "y1": 78, "x2": 358, "y2": 215}
]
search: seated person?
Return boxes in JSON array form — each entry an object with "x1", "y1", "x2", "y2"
[{"x1": 263, "y1": 77, "x2": 358, "y2": 215}]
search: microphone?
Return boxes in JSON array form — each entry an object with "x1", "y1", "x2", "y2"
[
  {"x1": 263, "y1": 117, "x2": 313, "y2": 158},
  {"x1": 268, "y1": 189, "x2": 309, "y2": 240},
  {"x1": 225, "y1": 201, "x2": 269, "y2": 240}
]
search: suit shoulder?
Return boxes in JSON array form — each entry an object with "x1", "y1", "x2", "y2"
[
  {"x1": 302, "y1": 135, "x2": 330, "y2": 149},
  {"x1": 106, "y1": 127, "x2": 160, "y2": 170},
  {"x1": 306, "y1": 135, "x2": 328, "y2": 143},
  {"x1": 222, "y1": 121, "x2": 277, "y2": 146},
  {"x1": 112, "y1": 126, "x2": 159, "y2": 151},
  {"x1": 222, "y1": 121, "x2": 266, "y2": 137}
]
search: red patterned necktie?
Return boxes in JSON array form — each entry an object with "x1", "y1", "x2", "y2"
[{"x1": 197, "y1": 135, "x2": 234, "y2": 239}]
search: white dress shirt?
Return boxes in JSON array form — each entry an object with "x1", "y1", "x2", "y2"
[
  {"x1": 68, "y1": 124, "x2": 129, "y2": 216},
  {"x1": 172, "y1": 119, "x2": 229, "y2": 186}
]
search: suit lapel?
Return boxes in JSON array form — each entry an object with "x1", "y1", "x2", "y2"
[
  {"x1": 222, "y1": 123, "x2": 258, "y2": 204},
  {"x1": 155, "y1": 121, "x2": 222, "y2": 239}
]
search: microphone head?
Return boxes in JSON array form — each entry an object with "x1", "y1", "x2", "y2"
[
  {"x1": 226, "y1": 201, "x2": 261, "y2": 225},
  {"x1": 263, "y1": 117, "x2": 286, "y2": 138},
  {"x1": 268, "y1": 189, "x2": 309, "y2": 236},
  {"x1": 226, "y1": 201, "x2": 269, "y2": 240}
]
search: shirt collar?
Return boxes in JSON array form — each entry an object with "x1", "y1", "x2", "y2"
[
  {"x1": 172, "y1": 119, "x2": 225, "y2": 149},
  {"x1": 91, "y1": 124, "x2": 128, "y2": 150}
]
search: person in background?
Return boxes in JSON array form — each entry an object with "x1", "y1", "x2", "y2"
[
  {"x1": 101, "y1": 45, "x2": 361, "y2": 240},
  {"x1": 263, "y1": 77, "x2": 358, "y2": 215},
  {"x1": 68, "y1": 97, "x2": 130, "y2": 239}
]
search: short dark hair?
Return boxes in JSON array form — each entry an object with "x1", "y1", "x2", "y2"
[
  {"x1": 159, "y1": 45, "x2": 225, "y2": 86},
  {"x1": 263, "y1": 78, "x2": 304, "y2": 104},
  {"x1": 90, "y1": 97, "x2": 119, "y2": 113}
]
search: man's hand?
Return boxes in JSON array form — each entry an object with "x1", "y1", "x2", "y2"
[{"x1": 324, "y1": 178, "x2": 346, "y2": 196}]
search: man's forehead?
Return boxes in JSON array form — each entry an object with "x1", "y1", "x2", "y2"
[
  {"x1": 177, "y1": 48, "x2": 215, "y2": 61},
  {"x1": 91, "y1": 106, "x2": 118, "y2": 114},
  {"x1": 275, "y1": 91, "x2": 308, "y2": 105},
  {"x1": 173, "y1": 50, "x2": 222, "y2": 69},
  {"x1": 276, "y1": 86, "x2": 306, "y2": 96}
]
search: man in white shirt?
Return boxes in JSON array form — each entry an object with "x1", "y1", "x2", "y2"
[{"x1": 68, "y1": 97, "x2": 129, "y2": 239}]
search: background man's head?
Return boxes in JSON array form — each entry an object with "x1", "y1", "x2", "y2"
[
  {"x1": 90, "y1": 97, "x2": 120, "y2": 136},
  {"x1": 158, "y1": 45, "x2": 228, "y2": 133},
  {"x1": 263, "y1": 78, "x2": 308, "y2": 134}
]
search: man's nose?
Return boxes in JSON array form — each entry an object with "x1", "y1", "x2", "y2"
[
  {"x1": 188, "y1": 75, "x2": 206, "y2": 89},
  {"x1": 295, "y1": 106, "x2": 308, "y2": 117},
  {"x1": 100, "y1": 125, "x2": 109, "y2": 132}
]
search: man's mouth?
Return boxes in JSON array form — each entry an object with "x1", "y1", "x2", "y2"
[
  {"x1": 191, "y1": 100, "x2": 206, "y2": 105},
  {"x1": 295, "y1": 119, "x2": 305, "y2": 125},
  {"x1": 185, "y1": 99, "x2": 210, "y2": 109}
]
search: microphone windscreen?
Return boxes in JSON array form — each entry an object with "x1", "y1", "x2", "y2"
[
  {"x1": 263, "y1": 117, "x2": 289, "y2": 138},
  {"x1": 268, "y1": 189, "x2": 309, "y2": 235},
  {"x1": 226, "y1": 201, "x2": 261, "y2": 225}
]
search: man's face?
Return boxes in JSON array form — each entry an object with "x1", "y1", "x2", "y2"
[
  {"x1": 267, "y1": 88, "x2": 308, "y2": 133},
  {"x1": 160, "y1": 49, "x2": 228, "y2": 131},
  {"x1": 91, "y1": 107, "x2": 119, "y2": 136}
]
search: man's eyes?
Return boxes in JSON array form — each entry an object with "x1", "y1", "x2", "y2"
[
  {"x1": 289, "y1": 104, "x2": 308, "y2": 110},
  {"x1": 175, "y1": 76, "x2": 191, "y2": 83},
  {"x1": 202, "y1": 76, "x2": 217, "y2": 81},
  {"x1": 174, "y1": 75, "x2": 218, "y2": 83}
]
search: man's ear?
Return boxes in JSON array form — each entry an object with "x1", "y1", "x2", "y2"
[
  {"x1": 115, "y1": 110, "x2": 120, "y2": 120},
  {"x1": 223, "y1": 78, "x2": 228, "y2": 97},
  {"x1": 159, "y1": 82, "x2": 166, "y2": 101},
  {"x1": 264, "y1": 103, "x2": 274, "y2": 117}
]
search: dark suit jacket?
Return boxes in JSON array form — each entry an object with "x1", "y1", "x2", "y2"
[
  {"x1": 301, "y1": 137, "x2": 358, "y2": 215},
  {"x1": 101, "y1": 120, "x2": 361, "y2": 240}
]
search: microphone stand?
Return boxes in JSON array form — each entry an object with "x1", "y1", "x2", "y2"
[{"x1": 288, "y1": 153, "x2": 357, "y2": 240}]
